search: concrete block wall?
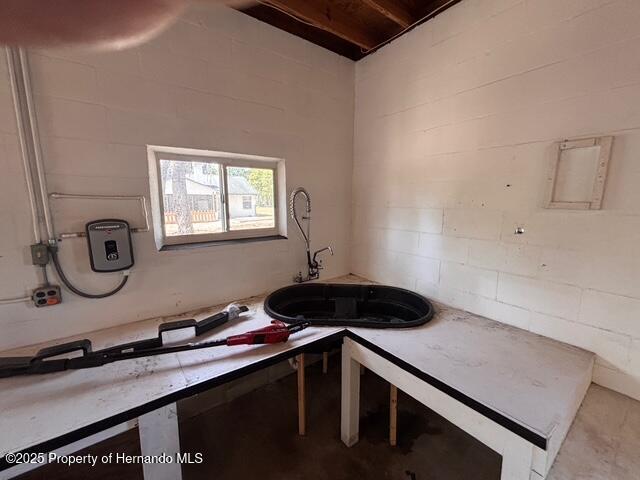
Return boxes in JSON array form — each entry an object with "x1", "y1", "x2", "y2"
[
  {"x1": 0, "y1": 5, "x2": 354, "y2": 350},
  {"x1": 352, "y1": 0, "x2": 640, "y2": 400},
  {"x1": 1, "y1": 0, "x2": 640, "y2": 404}
]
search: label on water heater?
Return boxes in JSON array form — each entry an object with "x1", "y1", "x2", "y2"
[{"x1": 86, "y1": 220, "x2": 134, "y2": 272}]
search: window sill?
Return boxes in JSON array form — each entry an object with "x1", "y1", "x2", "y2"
[{"x1": 159, "y1": 235, "x2": 288, "y2": 251}]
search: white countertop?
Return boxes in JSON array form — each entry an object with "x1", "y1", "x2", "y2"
[
  {"x1": 0, "y1": 275, "x2": 594, "y2": 461},
  {"x1": 348, "y1": 304, "x2": 593, "y2": 445}
]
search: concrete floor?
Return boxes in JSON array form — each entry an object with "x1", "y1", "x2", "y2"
[
  {"x1": 15, "y1": 360, "x2": 640, "y2": 480},
  {"x1": 548, "y1": 384, "x2": 640, "y2": 480}
]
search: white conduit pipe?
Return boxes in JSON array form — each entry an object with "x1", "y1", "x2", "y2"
[
  {"x1": 49, "y1": 193, "x2": 151, "y2": 239},
  {"x1": 18, "y1": 48, "x2": 55, "y2": 243},
  {"x1": 5, "y1": 47, "x2": 40, "y2": 245},
  {"x1": 1, "y1": 48, "x2": 39, "y2": 306},
  {"x1": 0, "y1": 296, "x2": 31, "y2": 306}
]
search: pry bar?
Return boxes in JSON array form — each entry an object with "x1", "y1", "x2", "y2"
[{"x1": 0, "y1": 320, "x2": 310, "y2": 378}]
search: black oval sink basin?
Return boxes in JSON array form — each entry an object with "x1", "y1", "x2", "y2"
[{"x1": 264, "y1": 283, "x2": 434, "y2": 328}]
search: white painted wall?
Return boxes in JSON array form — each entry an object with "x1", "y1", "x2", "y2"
[
  {"x1": 0, "y1": 5, "x2": 354, "y2": 350},
  {"x1": 352, "y1": 0, "x2": 640, "y2": 400},
  {"x1": 2, "y1": 0, "x2": 639, "y2": 403}
]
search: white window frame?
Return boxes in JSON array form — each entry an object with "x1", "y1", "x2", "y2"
[{"x1": 147, "y1": 146, "x2": 286, "y2": 250}]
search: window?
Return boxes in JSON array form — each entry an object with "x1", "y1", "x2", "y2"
[{"x1": 148, "y1": 146, "x2": 286, "y2": 249}]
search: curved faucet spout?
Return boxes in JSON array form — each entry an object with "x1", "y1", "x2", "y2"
[
  {"x1": 289, "y1": 187, "x2": 333, "y2": 283},
  {"x1": 312, "y1": 246, "x2": 333, "y2": 268},
  {"x1": 290, "y1": 187, "x2": 311, "y2": 249},
  {"x1": 290, "y1": 188, "x2": 335, "y2": 283}
]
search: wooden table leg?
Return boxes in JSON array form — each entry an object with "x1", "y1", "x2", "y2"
[
  {"x1": 322, "y1": 351, "x2": 329, "y2": 374},
  {"x1": 297, "y1": 353, "x2": 306, "y2": 436},
  {"x1": 390, "y1": 384, "x2": 398, "y2": 446}
]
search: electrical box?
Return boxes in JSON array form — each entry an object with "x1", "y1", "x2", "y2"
[
  {"x1": 30, "y1": 244, "x2": 49, "y2": 266},
  {"x1": 86, "y1": 220, "x2": 134, "y2": 273}
]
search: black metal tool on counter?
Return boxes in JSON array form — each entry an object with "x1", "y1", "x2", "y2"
[{"x1": 0, "y1": 304, "x2": 311, "y2": 378}]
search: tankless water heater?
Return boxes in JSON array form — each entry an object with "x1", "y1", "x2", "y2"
[{"x1": 86, "y1": 219, "x2": 134, "y2": 273}]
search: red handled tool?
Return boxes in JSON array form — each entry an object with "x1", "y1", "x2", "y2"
[{"x1": 226, "y1": 320, "x2": 309, "y2": 346}]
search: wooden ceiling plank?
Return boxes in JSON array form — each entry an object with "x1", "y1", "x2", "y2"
[
  {"x1": 264, "y1": 0, "x2": 378, "y2": 50},
  {"x1": 360, "y1": 0, "x2": 413, "y2": 28}
]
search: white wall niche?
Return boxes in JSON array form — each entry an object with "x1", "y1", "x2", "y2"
[{"x1": 545, "y1": 136, "x2": 613, "y2": 211}]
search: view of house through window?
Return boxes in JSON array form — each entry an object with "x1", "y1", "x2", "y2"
[
  {"x1": 228, "y1": 167, "x2": 275, "y2": 231},
  {"x1": 158, "y1": 157, "x2": 276, "y2": 240}
]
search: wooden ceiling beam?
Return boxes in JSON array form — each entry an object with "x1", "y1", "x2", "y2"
[
  {"x1": 359, "y1": 0, "x2": 413, "y2": 28},
  {"x1": 263, "y1": 0, "x2": 379, "y2": 50}
]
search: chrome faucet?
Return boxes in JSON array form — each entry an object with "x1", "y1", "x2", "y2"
[{"x1": 290, "y1": 187, "x2": 333, "y2": 283}]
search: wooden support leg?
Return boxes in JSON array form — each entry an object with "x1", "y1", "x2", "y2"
[
  {"x1": 322, "y1": 351, "x2": 329, "y2": 374},
  {"x1": 138, "y1": 403, "x2": 182, "y2": 480},
  {"x1": 297, "y1": 353, "x2": 306, "y2": 436},
  {"x1": 390, "y1": 384, "x2": 398, "y2": 447},
  {"x1": 341, "y1": 339, "x2": 360, "y2": 446}
]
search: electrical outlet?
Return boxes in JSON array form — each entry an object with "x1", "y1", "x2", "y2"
[{"x1": 32, "y1": 286, "x2": 62, "y2": 307}]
